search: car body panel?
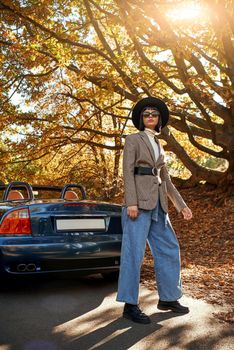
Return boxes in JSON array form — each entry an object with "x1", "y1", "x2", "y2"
[{"x1": 0, "y1": 183, "x2": 122, "y2": 277}]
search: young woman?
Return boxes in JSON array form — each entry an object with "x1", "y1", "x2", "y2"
[{"x1": 116, "y1": 97, "x2": 192, "y2": 324}]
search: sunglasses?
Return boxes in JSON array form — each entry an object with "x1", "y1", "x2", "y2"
[{"x1": 142, "y1": 111, "x2": 160, "y2": 118}]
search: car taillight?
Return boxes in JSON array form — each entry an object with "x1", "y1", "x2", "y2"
[{"x1": 0, "y1": 208, "x2": 32, "y2": 235}]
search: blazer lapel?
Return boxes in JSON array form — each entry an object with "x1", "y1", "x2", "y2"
[
  {"x1": 138, "y1": 131, "x2": 155, "y2": 163},
  {"x1": 138, "y1": 131, "x2": 165, "y2": 167},
  {"x1": 154, "y1": 136, "x2": 165, "y2": 168}
]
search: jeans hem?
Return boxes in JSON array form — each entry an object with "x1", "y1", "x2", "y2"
[
  {"x1": 116, "y1": 297, "x2": 138, "y2": 304},
  {"x1": 159, "y1": 293, "x2": 183, "y2": 302}
]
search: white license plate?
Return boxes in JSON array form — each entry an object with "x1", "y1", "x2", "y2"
[{"x1": 56, "y1": 218, "x2": 106, "y2": 231}]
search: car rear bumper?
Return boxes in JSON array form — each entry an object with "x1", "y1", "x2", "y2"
[{"x1": 0, "y1": 237, "x2": 121, "y2": 276}]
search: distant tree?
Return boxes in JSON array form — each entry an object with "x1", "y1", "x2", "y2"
[{"x1": 0, "y1": 0, "x2": 233, "y2": 194}]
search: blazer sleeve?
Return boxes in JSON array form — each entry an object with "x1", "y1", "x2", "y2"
[
  {"x1": 161, "y1": 164, "x2": 187, "y2": 212},
  {"x1": 123, "y1": 136, "x2": 138, "y2": 207}
]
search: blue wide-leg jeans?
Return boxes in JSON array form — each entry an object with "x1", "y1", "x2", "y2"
[{"x1": 116, "y1": 201, "x2": 182, "y2": 304}]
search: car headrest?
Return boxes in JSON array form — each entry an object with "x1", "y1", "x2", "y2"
[
  {"x1": 7, "y1": 190, "x2": 24, "y2": 200},
  {"x1": 64, "y1": 190, "x2": 78, "y2": 200}
]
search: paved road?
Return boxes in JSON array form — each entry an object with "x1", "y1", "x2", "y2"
[{"x1": 0, "y1": 275, "x2": 233, "y2": 350}]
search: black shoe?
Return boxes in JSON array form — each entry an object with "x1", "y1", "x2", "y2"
[
  {"x1": 123, "y1": 303, "x2": 151, "y2": 324},
  {"x1": 157, "y1": 300, "x2": 190, "y2": 314}
]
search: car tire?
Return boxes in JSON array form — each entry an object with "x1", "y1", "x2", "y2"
[{"x1": 101, "y1": 271, "x2": 119, "y2": 281}]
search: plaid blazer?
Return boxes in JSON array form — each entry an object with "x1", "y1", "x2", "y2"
[{"x1": 123, "y1": 131, "x2": 187, "y2": 212}]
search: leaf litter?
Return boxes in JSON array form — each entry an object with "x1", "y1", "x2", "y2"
[{"x1": 141, "y1": 185, "x2": 234, "y2": 323}]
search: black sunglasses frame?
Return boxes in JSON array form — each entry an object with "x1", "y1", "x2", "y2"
[{"x1": 142, "y1": 111, "x2": 160, "y2": 117}]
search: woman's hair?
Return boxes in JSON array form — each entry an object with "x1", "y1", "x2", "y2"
[
  {"x1": 139, "y1": 112, "x2": 145, "y2": 131},
  {"x1": 156, "y1": 116, "x2": 162, "y2": 133},
  {"x1": 139, "y1": 107, "x2": 162, "y2": 133}
]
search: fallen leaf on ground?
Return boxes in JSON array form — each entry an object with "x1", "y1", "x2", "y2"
[{"x1": 141, "y1": 185, "x2": 234, "y2": 323}]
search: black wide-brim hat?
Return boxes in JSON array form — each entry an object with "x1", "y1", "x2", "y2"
[{"x1": 132, "y1": 97, "x2": 169, "y2": 130}]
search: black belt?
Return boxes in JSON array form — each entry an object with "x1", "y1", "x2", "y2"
[{"x1": 134, "y1": 166, "x2": 158, "y2": 176}]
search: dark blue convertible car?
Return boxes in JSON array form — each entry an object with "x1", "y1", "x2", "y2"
[{"x1": 0, "y1": 181, "x2": 122, "y2": 279}]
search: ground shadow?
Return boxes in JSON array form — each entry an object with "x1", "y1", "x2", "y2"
[
  {"x1": 0, "y1": 276, "x2": 233, "y2": 350},
  {"x1": 0, "y1": 274, "x2": 116, "y2": 350},
  {"x1": 61, "y1": 312, "x2": 182, "y2": 350}
]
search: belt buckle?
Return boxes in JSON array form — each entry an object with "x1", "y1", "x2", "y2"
[{"x1": 152, "y1": 167, "x2": 157, "y2": 176}]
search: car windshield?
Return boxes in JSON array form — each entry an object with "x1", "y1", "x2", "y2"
[{"x1": 32, "y1": 189, "x2": 61, "y2": 199}]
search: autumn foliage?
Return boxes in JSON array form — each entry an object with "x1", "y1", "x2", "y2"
[
  {"x1": 0, "y1": 0, "x2": 233, "y2": 197},
  {"x1": 0, "y1": 0, "x2": 233, "y2": 324}
]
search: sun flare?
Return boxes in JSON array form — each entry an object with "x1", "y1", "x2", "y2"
[{"x1": 166, "y1": 3, "x2": 202, "y2": 21}]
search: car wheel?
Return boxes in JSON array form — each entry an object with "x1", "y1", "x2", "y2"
[{"x1": 101, "y1": 271, "x2": 119, "y2": 281}]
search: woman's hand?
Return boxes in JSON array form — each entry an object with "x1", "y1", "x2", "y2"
[
  {"x1": 127, "y1": 206, "x2": 139, "y2": 220},
  {"x1": 181, "y1": 207, "x2": 193, "y2": 220}
]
